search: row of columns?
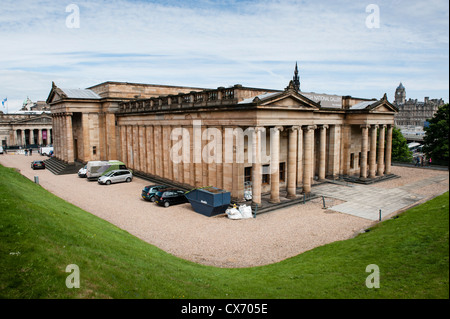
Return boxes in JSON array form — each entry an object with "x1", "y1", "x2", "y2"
[
  {"x1": 252, "y1": 124, "x2": 327, "y2": 205},
  {"x1": 52, "y1": 113, "x2": 74, "y2": 164},
  {"x1": 118, "y1": 122, "x2": 392, "y2": 206},
  {"x1": 119, "y1": 124, "x2": 246, "y2": 199},
  {"x1": 252, "y1": 124, "x2": 393, "y2": 206},
  {"x1": 361, "y1": 124, "x2": 393, "y2": 179},
  {"x1": 13, "y1": 128, "x2": 52, "y2": 146}
]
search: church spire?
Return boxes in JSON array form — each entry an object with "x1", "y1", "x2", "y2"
[{"x1": 293, "y1": 62, "x2": 300, "y2": 91}]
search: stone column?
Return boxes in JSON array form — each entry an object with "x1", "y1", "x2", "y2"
[
  {"x1": 66, "y1": 113, "x2": 74, "y2": 164},
  {"x1": 38, "y1": 129, "x2": 43, "y2": 145},
  {"x1": 127, "y1": 125, "x2": 133, "y2": 168},
  {"x1": 193, "y1": 122, "x2": 203, "y2": 188},
  {"x1": 318, "y1": 125, "x2": 328, "y2": 180},
  {"x1": 385, "y1": 125, "x2": 393, "y2": 175},
  {"x1": 251, "y1": 127, "x2": 263, "y2": 206},
  {"x1": 154, "y1": 125, "x2": 162, "y2": 177},
  {"x1": 56, "y1": 116, "x2": 62, "y2": 159},
  {"x1": 51, "y1": 116, "x2": 57, "y2": 156},
  {"x1": 377, "y1": 124, "x2": 386, "y2": 176},
  {"x1": 296, "y1": 128, "x2": 303, "y2": 187},
  {"x1": 302, "y1": 125, "x2": 315, "y2": 194},
  {"x1": 360, "y1": 125, "x2": 370, "y2": 179},
  {"x1": 15, "y1": 130, "x2": 20, "y2": 146},
  {"x1": 21, "y1": 129, "x2": 26, "y2": 147},
  {"x1": 269, "y1": 126, "x2": 283, "y2": 203},
  {"x1": 30, "y1": 129, "x2": 35, "y2": 146},
  {"x1": 134, "y1": 125, "x2": 141, "y2": 172},
  {"x1": 146, "y1": 126, "x2": 155, "y2": 175},
  {"x1": 232, "y1": 126, "x2": 244, "y2": 200},
  {"x1": 328, "y1": 124, "x2": 341, "y2": 179},
  {"x1": 369, "y1": 125, "x2": 378, "y2": 178},
  {"x1": 120, "y1": 125, "x2": 127, "y2": 164},
  {"x1": 61, "y1": 115, "x2": 67, "y2": 162},
  {"x1": 139, "y1": 125, "x2": 146, "y2": 173},
  {"x1": 82, "y1": 113, "x2": 90, "y2": 162},
  {"x1": 287, "y1": 126, "x2": 299, "y2": 199},
  {"x1": 105, "y1": 113, "x2": 117, "y2": 160}
]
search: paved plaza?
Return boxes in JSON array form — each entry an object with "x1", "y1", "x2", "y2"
[{"x1": 313, "y1": 174, "x2": 449, "y2": 221}]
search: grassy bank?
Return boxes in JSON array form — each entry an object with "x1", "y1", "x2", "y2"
[{"x1": 0, "y1": 164, "x2": 448, "y2": 299}]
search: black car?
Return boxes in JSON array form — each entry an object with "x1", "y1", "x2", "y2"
[
  {"x1": 31, "y1": 160, "x2": 45, "y2": 170},
  {"x1": 142, "y1": 185, "x2": 170, "y2": 202},
  {"x1": 154, "y1": 188, "x2": 188, "y2": 207}
]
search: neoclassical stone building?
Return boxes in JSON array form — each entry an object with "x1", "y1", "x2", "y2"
[
  {"x1": 0, "y1": 98, "x2": 53, "y2": 148},
  {"x1": 46, "y1": 70, "x2": 398, "y2": 204},
  {"x1": 394, "y1": 82, "x2": 445, "y2": 127}
]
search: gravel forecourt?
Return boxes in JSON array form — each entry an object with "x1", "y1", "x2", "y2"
[{"x1": 1, "y1": 154, "x2": 448, "y2": 268}]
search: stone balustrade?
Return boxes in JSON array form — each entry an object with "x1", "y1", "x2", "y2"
[{"x1": 117, "y1": 86, "x2": 243, "y2": 113}]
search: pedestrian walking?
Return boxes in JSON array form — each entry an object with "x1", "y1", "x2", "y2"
[
  {"x1": 29, "y1": 148, "x2": 32, "y2": 156},
  {"x1": 429, "y1": 158, "x2": 432, "y2": 166},
  {"x1": 24, "y1": 149, "x2": 28, "y2": 156}
]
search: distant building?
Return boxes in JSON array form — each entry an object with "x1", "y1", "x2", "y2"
[
  {"x1": 0, "y1": 98, "x2": 52, "y2": 148},
  {"x1": 394, "y1": 83, "x2": 445, "y2": 127}
]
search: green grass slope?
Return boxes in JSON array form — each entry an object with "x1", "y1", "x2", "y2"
[{"x1": 0, "y1": 164, "x2": 448, "y2": 299}]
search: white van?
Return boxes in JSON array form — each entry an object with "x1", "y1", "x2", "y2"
[
  {"x1": 86, "y1": 160, "x2": 128, "y2": 180},
  {"x1": 0, "y1": 146, "x2": 4, "y2": 154},
  {"x1": 40, "y1": 146, "x2": 53, "y2": 156}
]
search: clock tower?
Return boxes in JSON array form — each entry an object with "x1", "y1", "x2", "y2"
[{"x1": 395, "y1": 82, "x2": 406, "y2": 104}]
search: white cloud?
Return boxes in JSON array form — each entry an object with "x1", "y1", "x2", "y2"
[{"x1": 0, "y1": 0, "x2": 448, "y2": 112}]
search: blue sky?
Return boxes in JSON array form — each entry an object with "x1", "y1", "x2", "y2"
[{"x1": 0, "y1": 0, "x2": 448, "y2": 112}]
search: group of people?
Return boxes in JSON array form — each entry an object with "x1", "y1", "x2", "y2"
[
  {"x1": 23, "y1": 148, "x2": 33, "y2": 156},
  {"x1": 415, "y1": 155, "x2": 432, "y2": 167}
]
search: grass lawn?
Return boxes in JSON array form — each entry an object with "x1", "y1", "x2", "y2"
[{"x1": 0, "y1": 164, "x2": 448, "y2": 299}]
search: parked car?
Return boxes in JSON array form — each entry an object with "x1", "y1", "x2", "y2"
[
  {"x1": 154, "y1": 188, "x2": 188, "y2": 207},
  {"x1": 98, "y1": 169, "x2": 133, "y2": 185},
  {"x1": 78, "y1": 165, "x2": 87, "y2": 178},
  {"x1": 142, "y1": 185, "x2": 170, "y2": 202},
  {"x1": 31, "y1": 160, "x2": 45, "y2": 170}
]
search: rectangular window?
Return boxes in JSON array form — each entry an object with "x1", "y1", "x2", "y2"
[{"x1": 350, "y1": 153, "x2": 354, "y2": 169}]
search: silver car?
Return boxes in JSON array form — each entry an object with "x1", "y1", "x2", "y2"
[{"x1": 98, "y1": 169, "x2": 133, "y2": 185}]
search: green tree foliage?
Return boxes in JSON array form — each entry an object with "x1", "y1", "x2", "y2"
[
  {"x1": 392, "y1": 126, "x2": 413, "y2": 162},
  {"x1": 423, "y1": 104, "x2": 449, "y2": 165}
]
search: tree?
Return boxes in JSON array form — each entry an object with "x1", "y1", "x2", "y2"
[
  {"x1": 423, "y1": 104, "x2": 449, "y2": 166},
  {"x1": 391, "y1": 126, "x2": 413, "y2": 162}
]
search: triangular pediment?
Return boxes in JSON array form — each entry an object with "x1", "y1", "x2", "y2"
[
  {"x1": 368, "y1": 94, "x2": 399, "y2": 113},
  {"x1": 238, "y1": 81, "x2": 321, "y2": 110},
  {"x1": 258, "y1": 93, "x2": 320, "y2": 110},
  {"x1": 348, "y1": 94, "x2": 398, "y2": 113},
  {"x1": 372, "y1": 104, "x2": 391, "y2": 112},
  {"x1": 46, "y1": 82, "x2": 67, "y2": 104}
]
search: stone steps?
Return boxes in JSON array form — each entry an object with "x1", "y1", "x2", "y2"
[
  {"x1": 252, "y1": 193, "x2": 319, "y2": 215},
  {"x1": 44, "y1": 157, "x2": 83, "y2": 175}
]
